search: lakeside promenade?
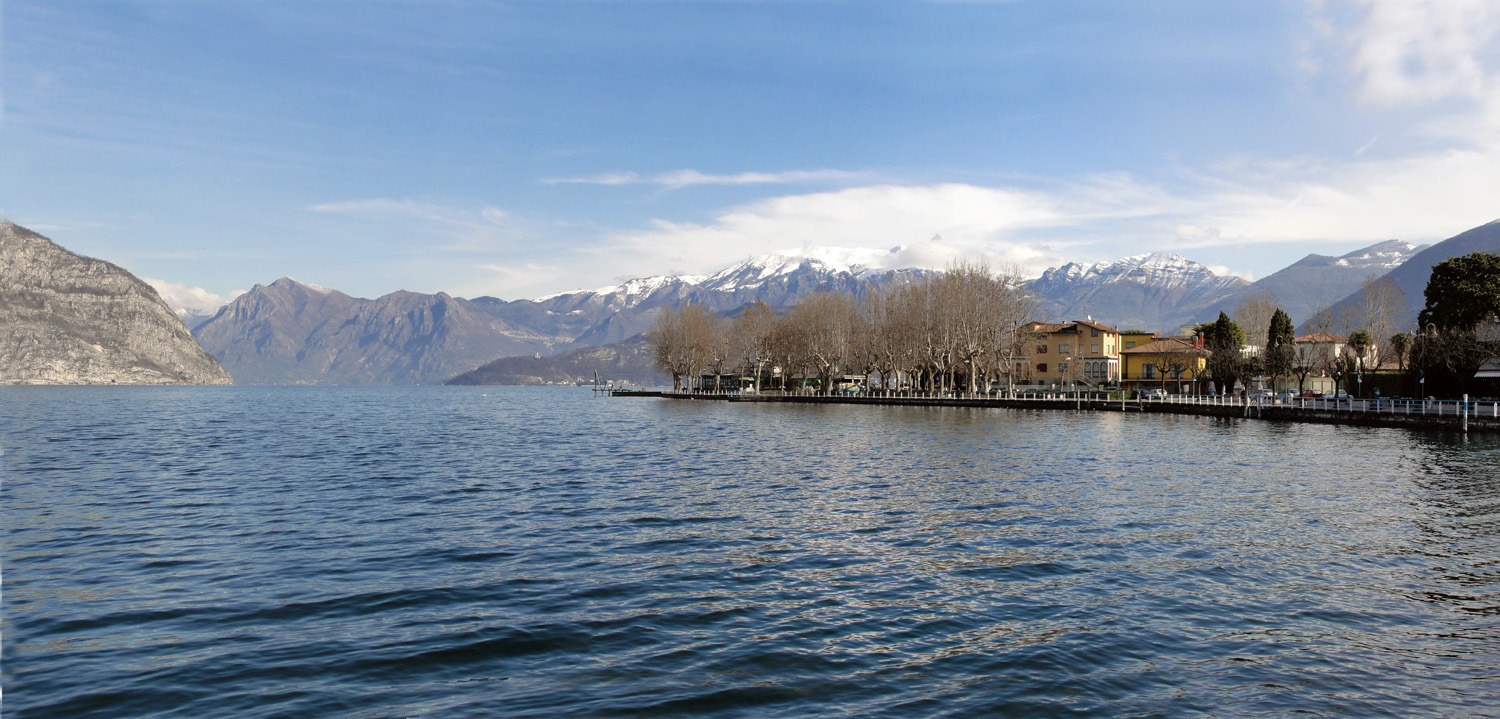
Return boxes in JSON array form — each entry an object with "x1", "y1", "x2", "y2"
[{"x1": 614, "y1": 389, "x2": 1500, "y2": 434}]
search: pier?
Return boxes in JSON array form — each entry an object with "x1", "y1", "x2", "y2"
[{"x1": 612, "y1": 389, "x2": 1500, "y2": 433}]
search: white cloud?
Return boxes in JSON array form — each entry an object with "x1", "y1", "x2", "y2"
[
  {"x1": 1345, "y1": 0, "x2": 1499, "y2": 107},
  {"x1": 590, "y1": 183, "x2": 1066, "y2": 279},
  {"x1": 540, "y1": 171, "x2": 642, "y2": 186},
  {"x1": 540, "y1": 168, "x2": 870, "y2": 188},
  {"x1": 142, "y1": 277, "x2": 244, "y2": 316}
]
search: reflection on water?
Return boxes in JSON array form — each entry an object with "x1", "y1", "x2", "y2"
[{"x1": 3, "y1": 386, "x2": 1499, "y2": 718}]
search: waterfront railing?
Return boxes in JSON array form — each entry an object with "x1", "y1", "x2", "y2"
[{"x1": 657, "y1": 388, "x2": 1499, "y2": 419}]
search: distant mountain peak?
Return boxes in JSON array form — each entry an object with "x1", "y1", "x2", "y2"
[
  {"x1": 1031, "y1": 251, "x2": 1249, "y2": 330},
  {"x1": 539, "y1": 244, "x2": 927, "y2": 305},
  {"x1": 1332, "y1": 240, "x2": 1426, "y2": 269},
  {"x1": 268, "y1": 276, "x2": 338, "y2": 295}
]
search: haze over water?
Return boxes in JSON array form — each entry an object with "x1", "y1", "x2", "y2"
[{"x1": 4, "y1": 386, "x2": 1498, "y2": 717}]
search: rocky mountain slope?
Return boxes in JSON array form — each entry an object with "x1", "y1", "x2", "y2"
[
  {"x1": 1029, "y1": 252, "x2": 1250, "y2": 330},
  {"x1": 1300, "y1": 219, "x2": 1500, "y2": 333},
  {"x1": 0, "y1": 222, "x2": 233, "y2": 385},
  {"x1": 193, "y1": 278, "x2": 557, "y2": 384},
  {"x1": 1193, "y1": 240, "x2": 1426, "y2": 326}
]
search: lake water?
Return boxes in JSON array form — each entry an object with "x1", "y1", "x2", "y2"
[{"x1": 4, "y1": 386, "x2": 1499, "y2": 718}]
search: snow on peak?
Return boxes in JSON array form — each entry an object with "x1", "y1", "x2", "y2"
[
  {"x1": 701, "y1": 246, "x2": 905, "y2": 291},
  {"x1": 1039, "y1": 251, "x2": 1245, "y2": 293},
  {"x1": 1332, "y1": 240, "x2": 1421, "y2": 269},
  {"x1": 270, "y1": 277, "x2": 334, "y2": 294},
  {"x1": 594, "y1": 274, "x2": 707, "y2": 297}
]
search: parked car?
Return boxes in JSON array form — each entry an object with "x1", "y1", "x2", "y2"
[
  {"x1": 1299, "y1": 390, "x2": 1322, "y2": 398},
  {"x1": 1142, "y1": 388, "x2": 1167, "y2": 399},
  {"x1": 1251, "y1": 389, "x2": 1275, "y2": 399}
]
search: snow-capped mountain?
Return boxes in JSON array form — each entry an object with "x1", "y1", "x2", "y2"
[
  {"x1": 183, "y1": 230, "x2": 1474, "y2": 385},
  {"x1": 534, "y1": 245, "x2": 920, "y2": 314},
  {"x1": 1333, "y1": 240, "x2": 1424, "y2": 270},
  {"x1": 696, "y1": 246, "x2": 910, "y2": 293},
  {"x1": 1194, "y1": 239, "x2": 1429, "y2": 327},
  {"x1": 1030, "y1": 252, "x2": 1251, "y2": 330},
  {"x1": 487, "y1": 246, "x2": 932, "y2": 346},
  {"x1": 1299, "y1": 222, "x2": 1498, "y2": 333}
]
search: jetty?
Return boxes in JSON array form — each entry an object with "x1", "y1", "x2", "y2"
[{"x1": 611, "y1": 389, "x2": 1500, "y2": 433}]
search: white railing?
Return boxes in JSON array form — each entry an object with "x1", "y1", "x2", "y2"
[
  {"x1": 658, "y1": 388, "x2": 1499, "y2": 420},
  {"x1": 1140, "y1": 393, "x2": 1500, "y2": 419}
]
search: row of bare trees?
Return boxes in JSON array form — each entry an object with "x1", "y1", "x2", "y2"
[{"x1": 650, "y1": 260, "x2": 1039, "y2": 394}]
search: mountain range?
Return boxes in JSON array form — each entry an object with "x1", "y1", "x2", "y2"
[
  {"x1": 13, "y1": 217, "x2": 1488, "y2": 386},
  {"x1": 192, "y1": 248, "x2": 931, "y2": 384},
  {"x1": 1030, "y1": 252, "x2": 1252, "y2": 330},
  {"x1": 190, "y1": 228, "x2": 1485, "y2": 385}
]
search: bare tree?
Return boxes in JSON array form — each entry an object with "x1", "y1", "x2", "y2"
[
  {"x1": 649, "y1": 303, "x2": 714, "y2": 391},
  {"x1": 855, "y1": 291, "x2": 891, "y2": 392},
  {"x1": 1233, "y1": 290, "x2": 1279, "y2": 357},
  {"x1": 789, "y1": 292, "x2": 859, "y2": 393},
  {"x1": 732, "y1": 300, "x2": 775, "y2": 392},
  {"x1": 1358, "y1": 276, "x2": 1407, "y2": 367},
  {"x1": 985, "y1": 264, "x2": 1041, "y2": 396},
  {"x1": 765, "y1": 313, "x2": 805, "y2": 391},
  {"x1": 1291, "y1": 338, "x2": 1320, "y2": 393},
  {"x1": 1327, "y1": 347, "x2": 1357, "y2": 395},
  {"x1": 703, "y1": 311, "x2": 732, "y2": 392},
  {"x1": 936, "y1": 258, "x2": 999, "y2": 393}
]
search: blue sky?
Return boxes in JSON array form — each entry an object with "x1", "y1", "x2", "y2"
[{"x1": 4, "y1": 1, "x2": 1498, "y2": 310}]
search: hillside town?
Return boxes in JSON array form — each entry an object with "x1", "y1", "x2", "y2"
[{"x1": 651, "y1": 253, "x2": 1500, "y2": 401}]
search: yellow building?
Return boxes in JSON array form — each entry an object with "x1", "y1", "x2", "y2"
[
  {"x1": 1120, "y1": 336, "x2": 1209, "y2": 394},
  {"x1": 1019, "y1": 320, "x2": 1122, "y2": 388}
]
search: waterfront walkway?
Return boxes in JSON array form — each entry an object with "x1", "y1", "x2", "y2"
[{"x1": 612, "y1": 389, "x2": 1500, "y2": 433}]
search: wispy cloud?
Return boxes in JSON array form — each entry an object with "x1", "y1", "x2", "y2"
[
  {"x1": 538, "y1": 172, "x2": 643, "y2": 186},
  {"x1": 306, "y1": 198, "x2": 522, "y2": 252},
  {"x1": 540, "y1": 168, "x2": 870, "y2": 188}
]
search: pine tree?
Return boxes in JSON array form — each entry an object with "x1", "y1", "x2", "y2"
[
  {"x1": 1265, "y1": 308, "x2": 1295, "y2": 390},
  {"x1": 1204, "y1": 311, "x2": 1246, "y2": 394}
]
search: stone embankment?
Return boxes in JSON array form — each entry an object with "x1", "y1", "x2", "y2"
[{"x1": 616, "y1": 391, "x2": 1500, "y2": 434}]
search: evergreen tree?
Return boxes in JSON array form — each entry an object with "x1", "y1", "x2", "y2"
[
  {"x1": 1265, "y1": 308, "x2": 1295, "y2": 389},
  {"x1": 1413, "y1": 251, "x2": 1500, "y2": 396},
  {"x1": 1418, "y1": 252, "x2": 1500, "y2": 330},
  {"x1": 1203, "y1": 311, "x2": 1246, "y2": 393}
]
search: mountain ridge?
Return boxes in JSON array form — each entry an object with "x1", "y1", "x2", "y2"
[{"x1": 0, "y1": 222, "x2": 234, "y2": 385}]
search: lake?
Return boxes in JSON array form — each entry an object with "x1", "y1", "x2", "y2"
[{"x1": 4, "y1": 386, "x2": 1498, "y2": 717}]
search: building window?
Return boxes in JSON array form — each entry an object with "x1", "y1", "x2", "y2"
[
  {"x1": 1058, "y1": 343, "x2": 1071, "y2": 354},
  {"x1": 1143, "y1": 363, "x2": 1156, "y2": 379},
  {"x1": 1091, "y1": 328, "x2": 1099, "y2": 337},
  {"x1": 1037, "y1": 363, "x2": 1048, "y2": 373},
  {"x1": 1125, "y1": 341, "x2": 1136, "y2": 349},
  {"x1": 1037, "y1": 345, "x2": 1047, "y2": 354},
  {"x1": 1090, "y1": 343, "x2": 1099, "y2": 354}
]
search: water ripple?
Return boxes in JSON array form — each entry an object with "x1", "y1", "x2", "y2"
[{"x1": 4, "y1": 386, "x2": 1500, "y2": 718}]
